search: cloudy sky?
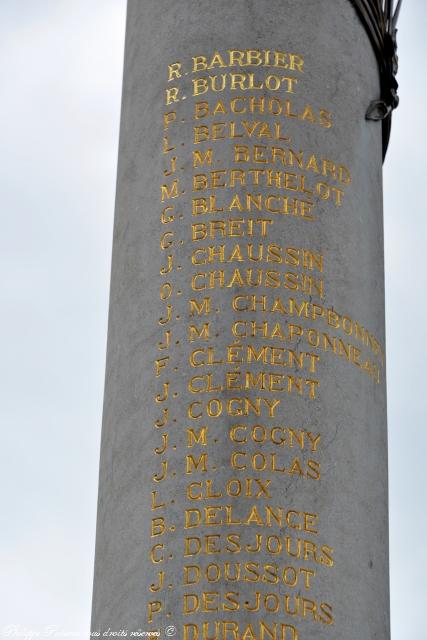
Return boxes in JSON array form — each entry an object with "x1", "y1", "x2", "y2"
[{"x1": 0, "y1": 2, "x2": 425, "y2": 638}]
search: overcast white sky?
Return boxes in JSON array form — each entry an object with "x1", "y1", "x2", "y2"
[{"x1": 0, "y1": 2, "x2": 425, "y2": 638}]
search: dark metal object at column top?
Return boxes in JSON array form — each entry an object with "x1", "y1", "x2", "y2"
[{"x1": 349, "y1": 0, "x2": 402, "y2": 159}]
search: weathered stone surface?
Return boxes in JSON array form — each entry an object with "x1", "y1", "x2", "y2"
[{"x1": 92, "y1": 1, "x2": 389, "y2": 638}]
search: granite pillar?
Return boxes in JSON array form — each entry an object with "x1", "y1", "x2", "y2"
[{"x1": 92, "y1": 1, "x2": 390, "y2": 638}]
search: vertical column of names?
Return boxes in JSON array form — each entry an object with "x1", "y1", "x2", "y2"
[{"x1": 146, "y1": 48, "x2": 385, "y2": 640}]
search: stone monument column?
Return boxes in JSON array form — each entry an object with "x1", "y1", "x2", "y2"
[{"x1": 92, "y1": 1, "x2": 400, "y2": 638}]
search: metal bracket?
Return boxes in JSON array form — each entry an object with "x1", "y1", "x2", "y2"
[{"x1": 350, "y1": 0, "x2": 402, "y2": 159}]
